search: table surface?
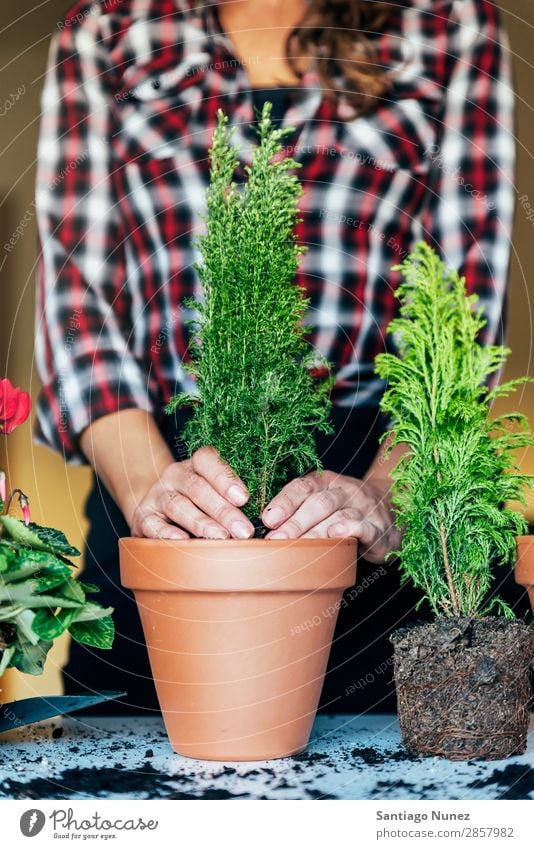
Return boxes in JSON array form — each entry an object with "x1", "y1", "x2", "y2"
[{"x1": 0, "y1": 714, "x2": 533, "y2": 800}]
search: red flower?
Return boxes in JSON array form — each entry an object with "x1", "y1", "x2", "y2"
[{"x1": 0, "y1": 378, "x2": 31, "y2": 434}]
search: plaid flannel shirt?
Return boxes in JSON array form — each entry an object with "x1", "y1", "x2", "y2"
[{"x1": 34, "y1": 0, "x2": 515, "y2": 463}]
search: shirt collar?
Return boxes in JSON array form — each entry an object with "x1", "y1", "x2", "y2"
[
  {"x1": 139, "y1": 2, "x2": 324, "y2": 160},
  {"x1": 189, "y1": 2, "x2": 324, "y2": 150}
]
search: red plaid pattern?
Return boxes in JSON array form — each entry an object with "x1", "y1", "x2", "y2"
[{"x1": 35, "y1": 0, "x2": 515, "y2": 462}]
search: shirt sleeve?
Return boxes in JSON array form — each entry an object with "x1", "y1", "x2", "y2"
[
  {"x1": 419, "y1": 0, "x2": 516, "y2": 350},
  {"x1": 34, "y1": 12, "x2": 160, "y2": 464}
]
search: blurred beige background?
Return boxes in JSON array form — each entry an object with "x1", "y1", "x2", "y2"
[{"x1": 1, "y1": 0, "x2": 533, "y2": 701}]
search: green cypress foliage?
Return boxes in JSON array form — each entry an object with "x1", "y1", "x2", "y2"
[
  {"x1": 167, "y1": 103, "x2": 332, "y2": 518},
  {"x1": 375, "y1": 242, "x2": 533, "y2": 618}
]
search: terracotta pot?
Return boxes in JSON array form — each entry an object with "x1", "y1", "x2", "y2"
[
  {"x1": 515, "y1": 535, "x2": 534, "y2": 612},
  {"x1": 120, "y1": 537, "x2": 356, "y2": 761}
]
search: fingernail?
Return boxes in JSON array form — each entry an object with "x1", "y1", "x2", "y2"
[
  {"x1": 231, "y1": 521, "x2": 253, "y2": 539},
  {"x1": 269, "y1": 531, "x2": 288, "y2": 540},
  {"x1": 264, "y1": 506, "x2": 285, "y2": 526},
  {"x1": 205, "y1": 525, "x2": 228, "y2": 540},
  {"x1": 228, "y1": 485, "x2": 248, "y2": 506},
  {"x1": 163, "y1": 529, "x2": 186, "y2": 540},
  {"x1": 329, "y1": 524, "x2": 347, "y2": 537}
]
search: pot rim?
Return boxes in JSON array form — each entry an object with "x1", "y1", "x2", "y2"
[
  {"x1": 119, "y1": 536, "x2": 358, "y2": 593},
  {"x1": 119, "y1": 536, "x2": 356, "y2": 547}
]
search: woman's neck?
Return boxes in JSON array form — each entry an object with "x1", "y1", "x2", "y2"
[
  {"x1": 217, "y1": 0, "x2": 307, "y2": 27},
  {"x1": 216, "y1": 0, "x2": 310, "y2": 86}
]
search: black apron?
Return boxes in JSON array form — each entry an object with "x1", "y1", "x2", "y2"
[{"x1": 62, "y1": 406, "x2": 529, "y2": 714}]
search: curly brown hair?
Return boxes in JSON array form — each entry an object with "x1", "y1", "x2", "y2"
[
  {"x1": 286, "y1": 0, "x2": 398, "y2": 117},
  {"x1": 196, "y1": 1, "x2": 399, "y2": 118}
]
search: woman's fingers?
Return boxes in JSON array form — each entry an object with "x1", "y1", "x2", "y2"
[
  {"x1": 131, "y1": 508, "x2": 190, "y2": 540},
  {"x1": 262, "y1": 472, "x2": 399, "y2": 563},
  {"x1": 327, "y1": 513, "x2": 379, "y2": 544},
  {"x1": 301, "y1": 509, "x2": 385, "y2": 559},
  {"x1": 323, "y1": 509, "x2": 396, "y2": 563},
  {"x1": 262, "y1": 471, "x2": 335, "y2": 530},
  {"x1": 131, "y1": 456, "x2": 398, "y2": 551},
  {"x1": 166, "y1": 477, "x2": 254, "y2": 539},
  {"x1": 191, "y1": 446, "x2": 249, "y2": 506},
  {"x1": 133, "y1": 451, "x2": 254, "y2": 540},
  {"x1": 161, "y1": 492, "x2": 229, "y2": 539},
  {"x1": 265, "y1": 486, "x2": 346, "y2": 539}
]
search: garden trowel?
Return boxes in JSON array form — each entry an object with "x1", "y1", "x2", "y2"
[{"x1": 0, "y1": 690, "x2": 127, "y2": 732}]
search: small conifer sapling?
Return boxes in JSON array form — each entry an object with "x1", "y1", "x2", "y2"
[
  {"x1": 167, "y1": 103, "x2": 332, "y2": 524},
  {"x1": 375, "y1": 242, "x2": 534, "y2": 619}
]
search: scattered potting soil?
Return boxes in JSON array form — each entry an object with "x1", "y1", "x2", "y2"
[
  {"x1": 305, "y1": 788, "x2": 339, "y2": 799},
  {"x1": 467, "y1": 763, "x2": 534, "y2": 799},
  {"x1": 292, "y1": 751, "x2": 330, "y2": 765},
  {"x1": 166, "y1": 789, "x2": 250, "y2": 800},
  {"x1": 0, "y1": 741, "x2": 333, "y2": 800},
  {"x1": 1, "y1": 769, "x2": 253, "y2": 801},
  {"x1": 219, "y1": 766, "x2": 237, "y2": 776},
  {"x1": 370, "y1": 779, "x2": 420, "y2": 797},
  {"x1": 351, "y1": 746, "x2": 387, "y2": 765},
  {"x1": 350, "y1": 746, "x2": 420, "y2": 765},
  {"x1": 273, "y1": 778, "x2": 295, "y2": 790},
  {"x1": 1, "y1": 757, "x2": 338, "y2": 801},
  {"x1": 390, "y1": 617, "x2": 534, "y2": 760},
  {"x1": 0, "y1": 764, "x2": 172, "y2": 799},
  {"x1": 2, "y1": 713, "x2": 533, "y2": 800},
  {"x1": 385, "y1": 747, "x2": 422, "y2": 763},
  {"x1": 370, "y1": 779, "x2": 446, "y2": 800}
]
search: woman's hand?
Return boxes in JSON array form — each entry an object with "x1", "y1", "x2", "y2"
[
  {"x1": 261, "y1": 470, "x2": 400, "y2": 563},
  {"x1": 79, "y1": 409, "x2": 401, "y2": 553},
  {"x1": 130, "y1": 445, "x2": 255, "y2": 541},
  {"x1": 79, "y1": 411, "x2": 254, "y2": 541}
]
